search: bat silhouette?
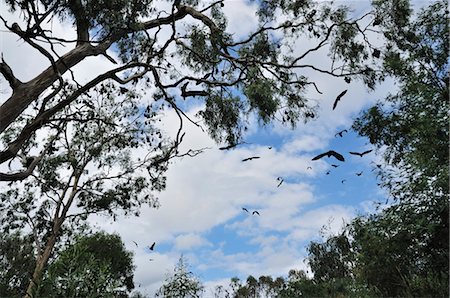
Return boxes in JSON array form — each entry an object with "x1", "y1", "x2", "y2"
[
  {"x1": 268, "y1": 146, "x2": 272, "y2": 149},
  {"x1": 326, "y1": 171, "x2": 331, "y2": 175},
  {"x1": 331, "y1": 164, "x2": 339, "y2": 168},
  {"x1": 335, "y1": 129, "x2": 348, "y2": 137},
  {"x1": 119, "y1": 87, "x2": 129, "y2": 94},
  {"x1": 252, "y1": 211, "x2": 260, "y2": 216},
  {"x1": 277, "y1": 177, "x2": 284, "y2": 187},
  {"x1": 132, "y1": 241, "x2": 138, "y2": 247},
  {"x1": 242, "y1": 207, "x2": 249, "y2": 213},
  {"x1": 356, "y1": 171, "x2": 363, "y2": 176},
  {"x1": 349, "y1": 150, "x2": 373, "y2": 157},
  {"x1": 341, "y1": 179, "x2": 346, "y2": 184},
  {"x1": 148, "y1": 242, "x2": 156, "y2": 251},
  {"x1": 332, "y1": 89, "x2": 347, "y2": 110},
  {"x1": 219, "y1": 142, "x2": 244, "y2": 150},
  {"x1": 307, "y1": 166, "x2": 312, "y2": 170},
  {"x1": 242, "y1": 156, "x2": 260, "y2": 162},
  {"x1": 312, "y1": 150, "x2": 345, "y2": 162}
]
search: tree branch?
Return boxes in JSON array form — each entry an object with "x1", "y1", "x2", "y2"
[
  {"x1": 0, "y1": 129, "x2": 61, "y2": 181},
  {"x1": 0, "y1": 55, "x2": 22, "y2": 89}
]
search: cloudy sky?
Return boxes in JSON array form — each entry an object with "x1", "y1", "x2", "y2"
[{"x1": 0, "y1": 0, "x2": 429, "y2": 297}]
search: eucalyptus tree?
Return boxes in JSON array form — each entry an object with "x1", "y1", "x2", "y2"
[
  {"x1": 156, "y1": 255, "x2": 204, "y2": 298},
  {"x1": 38, "y1": 232, "x2": 135, "y2": 297},
  {"x1": 0, "y1": 0, "x2": 381, "y2": 296}
]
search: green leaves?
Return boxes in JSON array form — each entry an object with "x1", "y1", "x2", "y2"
[
  {"x1": 156, "y1": 256, "x2": 204, "y2": 298},
  {"x1": 38, "y1": 232, "x2": 135, "y2": 297},
  {"x1": 198, "y1": 92, "x2": 244, "y2": 145}
]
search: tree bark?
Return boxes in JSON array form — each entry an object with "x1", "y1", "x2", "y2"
[{"x1": 24, "y1": 221, "x2": 61, "y2": 298}]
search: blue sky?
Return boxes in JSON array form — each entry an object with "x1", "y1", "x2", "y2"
[{"x1": 0, "y1": 0, "x2": 432, "y2": 297}]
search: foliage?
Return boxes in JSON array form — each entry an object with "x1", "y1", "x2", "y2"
[
  {"x1": 37, "y1": 232, "x2": 135, "y2": 297},
  {"x1": 307, "y1": 232, "x2": 353, "y2": 282},
  {"x1": 156, "y1": 255, "x2": 204, "y2": 298},
  {"x1": 279, "y1": 2, "x2": 450, "y2": 297},
  {"x1": 0, "y1": 0, "x2": 385, "y2": 294},
  {"x1": 0, "y1": 232, "x2": 35, "y2": 297},
  {"x1": 351, "y1": 1, "x2": 449, "y2": 294}
]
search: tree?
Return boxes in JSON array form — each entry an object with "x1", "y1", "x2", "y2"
[
  {"x1": 37, "y1": 232, "x2": 135, "y2": 297},
  {"x1": 0, "y1": 232, "x2": 36, "y2": 297},
  {"x1": 307, "y1": 232, "x2": 353, "y2": 283},
  {"x1": 0, "y1": 0, "x2": 382, "y2": 295},
  {"x1": 352, "y1": 0, "x2": 448, "y2": 294},
  {"x1": 156, "y1": 255, "x2": 204, "y2": 298},
  {"x1": 299, "y1": 2, "x2": 449, "y2": 297}
]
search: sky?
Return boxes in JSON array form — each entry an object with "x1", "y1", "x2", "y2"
[{"x1": 0, "y1": 0, "x2": 430, "y2": 297}]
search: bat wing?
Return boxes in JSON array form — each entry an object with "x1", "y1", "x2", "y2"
[
  {"x1": 361, "y1": 149, "x2": 373, "y2": 156},
  {"x1": 312, "y1": 152, "x2": 327, "y2": 161},
  {"x1": 332, "y1": 90, "x2": 347, "y2": 110},
  {"x1": 332, "y1": 98, "x2": 339, "y2": 110},
  {"x1": 330, "y1": 151, "x2": 345, "y2": 162}
]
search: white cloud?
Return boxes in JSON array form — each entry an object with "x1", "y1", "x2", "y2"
[
  {"x1": 174, "y1": 233, "x2": 212, "y2": 250},
  {"x1": 0, "y1": 1, "x2": 395, "y2": 297}
]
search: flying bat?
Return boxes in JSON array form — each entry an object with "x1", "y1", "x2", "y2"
[
  {"x1": 326, "y1": 171, "x2": 331, "y2": 175},
  {"x1": 331, "y1": 164, "x2": 339, "y2": 168},
  {"x1": 332, "y1": 89, "x2": 348, "y2": 110},
  {"x1": 277, "y1": 177, "x2": 284, "y2": 187},
  {"x1": 356, "y1": 171, "x2": 363, "y2": 176},
  {"x1": 119, "y1": 87, "x2": 129, "y2": 94},
  {"x1": 307, "y1": 166, "x2": 312, "y2": 170},
  {"x1": 132, "y1": 241, "x2": 138, "y2": 247},
  {"x1": 335, "y1": 129, "x2": 348, "y2": 138},
  {"x1": 312, "y1": 150, "x2": 345, "y2": 162},
  {"x1": 252, "y1": 211, "x2": 260, "y2": 216},
  {"x1": 242, "y1": 207, "x2": 249, "y2": 213},
  {"x1": 341, "y1": 179, "x2": 346, "y2": 184},
  {"x1": 349, "y1": 150, "x2": 373, "y2": 157},
  {"x1": 242, "y1": 156, "x2": 260, "y2": 162},
  {"x1": 219, "y1": 142, "x2": 243, "y2": 150},
  {"x1": 148, "y1": 242, "x2": 156, "y2": 251}
]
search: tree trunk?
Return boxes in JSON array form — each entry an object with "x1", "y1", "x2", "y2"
[{"x1": 24, "y1": 223, "x2": 60, "y2": 298}]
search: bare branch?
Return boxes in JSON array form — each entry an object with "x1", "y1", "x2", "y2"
[
  {"x1": 0, "y1": 55, "x2": 22, "y2": 89},
  {"x1": 0, "y1": 129, "x2": 62, "y2": 181}
]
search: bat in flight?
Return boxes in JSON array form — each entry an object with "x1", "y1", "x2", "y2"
[
  {"x1": 252, "y1": 211, "x2": 260, "y2": 216},
  {"x1": 341, "y1": 179, "x2": 346, "y2": 184},
  {"x1": 335, "y1": 129, "x2": 348, "y2": 138},
  {"x1": 332, "y1": 89, "x2": 348, "y2": 110},
  {"x1": 349, "y1": 150, "x2": 373, "y2": 157},
  {"x1": 307, "y1": 166, "x2": 312, "y2": 170},
  {"x1": 356, "y1": 171, "x2": 363, "y2": 176},
  {"x1": 132, "y1": 241, "x2": 138, "y2": 247},
  {"x1": 242, "y1": 207, "x2": 249, "y2": 213},
  {"x1": 219, "y1": 142, "x2": 245, "y2": 150},
  {"x1": 276, "y1": 177, "x2": 284, "y2": 187},
  {"x1": 148, "y1": 242, "x2": 156, "y2": 251},
  {"x1": 242, "y1": 156, "x2": 260, "y2": 162},
  {"x1": 312, "y1": 150, "x2": 345, "y2": 162},
  {"x1": 331, "y1": 164, "x2": 339, "y2": 168}
]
